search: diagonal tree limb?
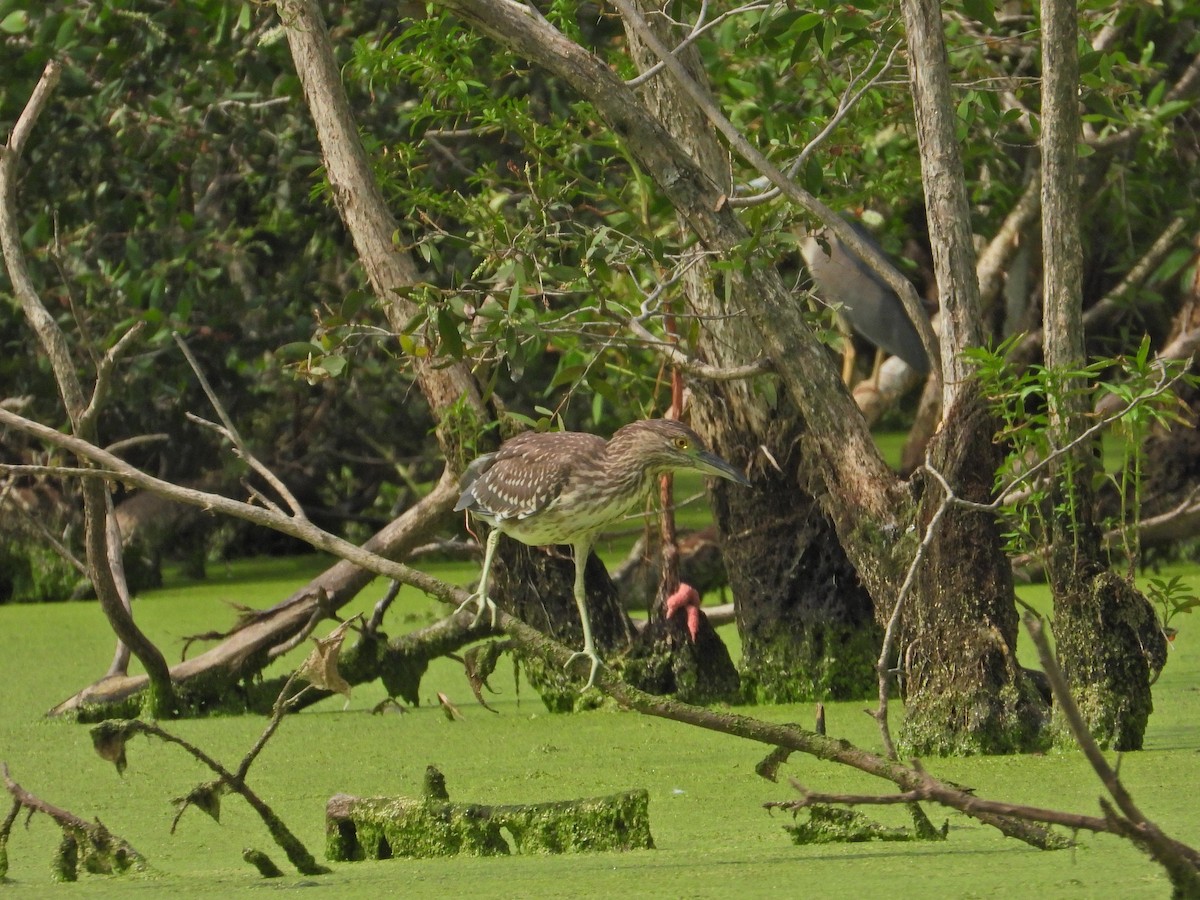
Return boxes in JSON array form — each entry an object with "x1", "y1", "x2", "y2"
[
  {"x1": 172, "y1": 331, "x2": 308, "y2": 520},
  {"x1": 1025, "y1": 614, "x2": 1200, "y2": 889}
]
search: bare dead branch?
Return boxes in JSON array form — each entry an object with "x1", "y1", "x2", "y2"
[
  {"x1": 80, "y1": 321, "x2": 147, "y2": 436},
  {"x1": 90, "y1": 711, "x2": 329, "y2": 875},
  {"x1": 0, "y1": 405, "x2": 462, "y2": 606},
  {"x1": 494, "y1": 611, "x2": 1064, "y2": 849},
  {"x1": 769, "y1": 774, "x2": 1107, "y2": 835},
  {"x1": 1024, "y1": 614, "x2": 1200, "y2": 887},
  {"x1": 173, "y1": 332, "x2": 308, "y2": 520},
  {"x1": 1, "y1": 761, "x2": 146, "y2": 879},
  {"x1": 2, "y1": 60, "x2": 173, "y2": 707}
]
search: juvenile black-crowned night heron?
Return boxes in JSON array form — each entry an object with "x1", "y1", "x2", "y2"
[
  {"x1": 799, "y1": 221, "x2": 930, "y2": 382},
  {"x1": 454, "y1": 419, "x2": 750, "y2": 689}
]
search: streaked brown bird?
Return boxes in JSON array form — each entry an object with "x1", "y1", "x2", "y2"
[{"x1": 454, "y1": 419, "x2": 750, "y2": 689}]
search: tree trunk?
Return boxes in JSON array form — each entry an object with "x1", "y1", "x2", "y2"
[
  {"x1": 901, "y1": 395, "x2": 1049, "y2": 754},
  {"x1": 718, "y1": 439, "x2": 879, "y2": 702},
  {"x1": 1, "y1": 61, "x2": 175, "y2": 715},
  {"x1": 277, "y1": 0, "x2": 490, "y2": 468},
  {"x1": 1039, "y1": 0, "x2": 1164, "y2": 749},
  {"x1": 491, "y1": 542, "x2": 637, "y2": 711},
  {"x1": 622, "y1": 2, "x2": 880, "y2": 702},
  {"x1": 896, "y1": 0, "x2": 1047, "y2": 752}
]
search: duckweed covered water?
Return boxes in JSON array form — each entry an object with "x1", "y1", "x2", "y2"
[{"x1": 1, "y1": 555, "x2": 1196, "y2": 898}]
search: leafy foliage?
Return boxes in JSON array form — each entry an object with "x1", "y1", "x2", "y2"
[
  {"x1": 4, "y1": 0, "x2": 1200, "y2": 594},
  {"x1": 965, "y1": 336, "x2": 1197, "y2": 565}
]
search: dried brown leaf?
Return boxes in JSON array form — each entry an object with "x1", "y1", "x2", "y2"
[{"x1": 297, "y1": 618, "x2": 356, "y2": 700}]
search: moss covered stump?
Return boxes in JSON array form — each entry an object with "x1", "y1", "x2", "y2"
[{"x1": 326, "y1": 789, "x2": 654, "y2": 860}]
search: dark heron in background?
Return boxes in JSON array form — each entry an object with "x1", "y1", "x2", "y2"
[
  {"x1": 454, "y1": 419, "x2": 750, "y2": 689},
  {"x1": 799, "y1": 220, "x2": 931, "y2": 383}
]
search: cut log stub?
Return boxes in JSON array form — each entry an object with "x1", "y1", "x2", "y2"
[{"x1": 326, "y1": 789, "x2": 654, "y2": 860}]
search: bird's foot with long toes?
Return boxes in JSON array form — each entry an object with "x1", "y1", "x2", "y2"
[
  {"x1": 454, "y1": 591, "x2": 498, "y2": 627},
  {"x1": 565, "y1": 647, "x2": 603, "y2": 691}
]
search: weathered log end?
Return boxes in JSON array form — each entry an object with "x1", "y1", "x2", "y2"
[{"x1": 326, "y1": 788, "x2": 654, "y2": 861}]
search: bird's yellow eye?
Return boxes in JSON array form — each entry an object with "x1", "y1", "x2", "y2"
[{"x1": 673, "y1": 437, "x2": 689, "y2": 451}]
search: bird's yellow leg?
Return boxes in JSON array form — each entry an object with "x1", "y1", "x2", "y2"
[
  {"x1": 869, "y1": 347, "x2": 885, "y2": 389},
  {"x1": 564, "y1": 539, "x2": 603, "y2": 690},
  {"x1": 457, "y1": 528, "x2": 500, "y2": 626},
  {"x1": 838, "y1": 317, "x2": 857, "y2": 386}
]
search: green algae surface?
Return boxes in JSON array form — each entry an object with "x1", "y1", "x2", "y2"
[{"x1": 0, "y1": 555, "x2": 1197, "y2": 898}]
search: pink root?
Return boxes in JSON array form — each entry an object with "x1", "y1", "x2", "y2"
[
  {"x1": 665, "y1": 583, "x2": 702, "y2": 642},
  {"x1": 685, "y1": 604, "x2": 702, "y2": 643}
]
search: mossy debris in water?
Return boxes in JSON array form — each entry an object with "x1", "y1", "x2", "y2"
[{"x1": 326, "y1": 788, "x2": 654, "y2": 860}]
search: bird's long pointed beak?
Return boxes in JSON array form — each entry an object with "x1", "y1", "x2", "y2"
[{"x1": 694, "y1": 450, "x2": 751, "y2": 486}]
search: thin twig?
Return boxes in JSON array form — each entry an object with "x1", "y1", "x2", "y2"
[
  {"x1": 625, "y1": 1, "x2": 768, "y2": 88},
  {"x1": 0, "y1": 406, "x2": 463, "y2": 606},
  {"x1": 173, "y1": 331, "x2": 308, "y2": 520},
  {"x1": 732, "y1": 40, "x2": 904, "y2": 207},
  {"x1": 1024, "y1": 613, "x2": 1200, "y2": 883}
]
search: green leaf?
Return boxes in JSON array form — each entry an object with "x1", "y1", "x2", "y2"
[
  {"x1": 0, "y1": 10, "x2": 29, "y2": 33},
  {"x1": 961, "y1": 0, "x2": 997, "y2": 29},
  {"x1": 320, "y1": 355, "x2": 348, "y2": 378},
  {"x1": 437, "y1": 307, "x2": 465, "y2": 359},
  {"x1": 275, "y1": 342, "x2": 324, "y2": 361}
]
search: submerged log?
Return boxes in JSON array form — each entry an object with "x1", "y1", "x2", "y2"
[{"x1": 326, "y1": 789, "x2": 654, "y2": 860}]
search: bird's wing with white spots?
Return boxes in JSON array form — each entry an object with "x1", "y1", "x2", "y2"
[{"x1": 466, "y1": 432, "x2": 605, "y2": 521}]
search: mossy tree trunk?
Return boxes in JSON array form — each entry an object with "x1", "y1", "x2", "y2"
[
  {"x1": 492, "y1": 541, "x2": 637, "y2": 710},
  {"x1": 1039, "y1": 0, "x2": 1165, "y2": 750},
  {"x1": 894, "y1": 0, "x2": 1049, "y2": 753},
  {"x1": 712, "y1": 426, "x2": 880, "y2": 702},
  {"x1": 622, "y1": 4, "x2": 880, "y2": 703},
  {"x1": 900, "y1": 395, "x2": 1049, "y2": 754}
]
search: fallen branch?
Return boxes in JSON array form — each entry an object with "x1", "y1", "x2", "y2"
[
  {"x1": 1, "y1": 762, "x2": 146, "y2": 882},
  {"x1": 753, "y1": 616, "x2": 1200, "y2": 892},
  {"x1": 497, "y1": 612, "x2": 1066, "y2": 851},
  {"x1": 85, "y1": 635, "x2": 350, "y2": 878},
  {"x1": 773, "y1": 803, "x2": 942, "y2": 846},
  {"x1": 1025, "y1": 613, "x2": 1200, "y2": 893}
]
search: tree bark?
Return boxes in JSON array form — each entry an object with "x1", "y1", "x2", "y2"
[
  {"x1": 897, "y1": 0, "x2": 1046, "y2": 752},
  {"x1": 620, "y1": 2, "x2": 878, "y2": 701},
  {"x1": 491, "y1": 543, "x2": 637, "y2": 711},
  {"x1": 720, "y1": 444, "x2": 879, "y2": 702},
  {"x1": 1039, "y1": 0, "x2": 1164, "y2": 749},
  {"x1": 276, "y1": 0, "x2": 490, "y2": 468}
]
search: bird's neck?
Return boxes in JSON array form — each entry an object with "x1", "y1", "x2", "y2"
[{"x1": 600, "y1": 443, "x2": 657, "y2": 504}]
